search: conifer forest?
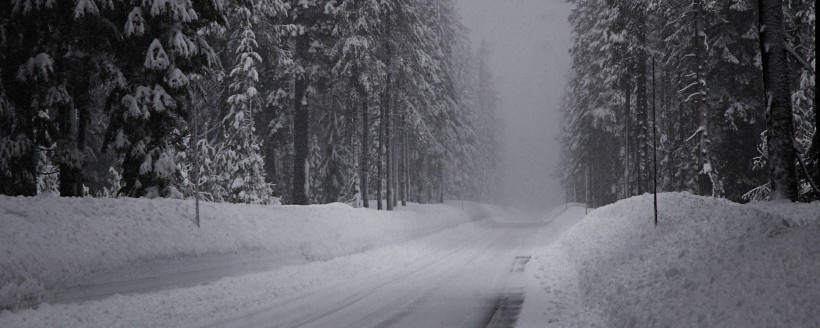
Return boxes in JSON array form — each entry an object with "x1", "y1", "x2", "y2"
[
  {"x1": 0, "y1": 0, "x2": 500, "y2": 207},
  {"x1": 0, "y1": 1, "x2": 818, "y2": 327},
  {"x1": 560, "y1": 0, "x2": 816, "y2": 206}
]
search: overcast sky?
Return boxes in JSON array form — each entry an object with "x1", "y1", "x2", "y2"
[{"x1": 457, "y1": 0, "x2": 573, "y2": 211}]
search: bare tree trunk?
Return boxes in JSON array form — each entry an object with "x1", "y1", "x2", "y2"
[
  {"x1": 192, "y1": 88, "x2": 201, "y2": 227},
  {"x1": 390, "y1": 97, "x2": 401, "y2": 208},
  {"x1": 376, "y1": 96, "x2": 385, "y2": 210},
  {"x1": 758, "y1": 0, "x2": 798, "y2": 200},
  {"x1": 636, "y1": 19, "x2": 648, "y2": 195},
  {"x1": 291, "y1": 35, "x2": 311, "y2": 205},
  {"x1": 693, "y1": 0, "x2": 719, "y2": 197},
  {"x1": 385, "y1": 76, "x2": 393, "y2": 211},
  {"x1": 360, "y1": 93, "x2": 370, "y2": 209},
  {"x1": 624, "y1": 82, "x2": 631, "y2": 198},
  {"x1": 347, "y1": 97, "x2": 362, "y2": 208},
  {"x1": 438, "y1": 158, "x2": 445, "y2": 203},
  {"x1": 400, "y1": 113, "x2": 407, "y2": 206},
  {"x1": 812, "y1": 98, "x2": 820, "y2": 190}
]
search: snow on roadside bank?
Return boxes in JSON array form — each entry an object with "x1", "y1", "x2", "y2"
[
  {"x1": 0, "y1": 203, "x2": 508, "y2": 328},
  {"x1": 0, "y1": 195, "x2": 486, "y2": 309},
  {"x1": 519, "y1": 193, "x2": 820, "y2": 327}
]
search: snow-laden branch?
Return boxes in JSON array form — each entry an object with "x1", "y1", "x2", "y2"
[
  {"x1": 677, "y1": 81, "x2": 700, "y2": 94},
  {"x1": 683, "y1": 90, "x2": 706, "y2": 103},
  {"x1": 685, "y1": 126, "x2": 704, "y2": 143}
]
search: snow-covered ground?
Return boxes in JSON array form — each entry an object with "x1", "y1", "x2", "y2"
[
  {"x1": 4, "y1": 192, "x2": 816, "y2": 327},
  {"x1": 0, "y1": 194, "x2": 491, "y2": 310},
  {"x1": 0, "y1": 195, "x2": 558, "y2": 328},
  {"x1": 519, "y1": 192, "x2": 820, "y2": 327}
]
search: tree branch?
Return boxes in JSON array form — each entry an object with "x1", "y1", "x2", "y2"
[{"x1": 785, "y1": 40, "x2": 814, "y2": 73}]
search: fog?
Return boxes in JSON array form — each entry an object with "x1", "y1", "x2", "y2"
[{"x1": 457, "y1": 0, "x2": 573, "y2": 212}]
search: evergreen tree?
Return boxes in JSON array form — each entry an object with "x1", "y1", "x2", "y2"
[
  {"x1": 103, "y1": 0, "x2": 225, "y2": 198},
  {"x1": 212, "y1": 7, "x2": 272, "y2": 204}
]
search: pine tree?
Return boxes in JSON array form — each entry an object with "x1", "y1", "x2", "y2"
[
  {"x1": 330, "y1": 0, "x2": 387, "y2": 208},
  {"x1": 288, "y1": 0, "x2": 333, "y2": 205},
  {"x1": 103, "y1": 0, "x2": 225, "y2": 198},
  {"x1": 214, "y1": 9, "x2": 272, "y2": 204}
]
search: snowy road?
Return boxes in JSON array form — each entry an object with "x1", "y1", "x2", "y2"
[
  {"x1": 210, "y1": 213, "x2": 561, "y2": 328},
  {"x1": 1, "y1": 206, "x2": 580, "y2": 328}
]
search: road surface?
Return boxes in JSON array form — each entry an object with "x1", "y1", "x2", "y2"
[
  {"x1": 3, "y1": 206, "x2": 581, "y2": 328},
  {"x1": 209, "y1": 210, "x2": 570, "y2": 328}
]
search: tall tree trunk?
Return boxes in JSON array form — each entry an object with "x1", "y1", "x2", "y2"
[
  {"x1": 376, "y1": 94, "x2": 385, "y2": 210},
  {"x1": 693, "y1": 0, "x2": 718, "y2": 197},
  {"x1": 400, "y1": 114, "x2": 407, "y2": 206},
  {"x1": 812, "y1": 98, "x2": 819, "y2": 189},
  {"x1": 758, "y1": 0, "x2": 798, "y2": 200},
  {"x1": 391, "y1": 111, "x2": 398, "y2": 208},
  {"x1": 59, "y1": 98, "x2": 85, "y2": 197},
  {"x1": 291, "y1": 36, "x2": 311, "y2": 205},
  {"x1": 385, "y1": 82, "x2": 393, "y2": 211},
  {"x1": 360, "y1": 91, "x2": 370, "y2": 208},
  {"x1": 346, "y1": 97, "x2": 362, "y2": 207},
  {"x1": 425, "y1": 155, "x2": 432, "y2": 203},
  {"x1": 438, "y1": 158, "x2": 445, "y2": 203},
  {"x1": 624, "y1": 82, "x2": 631, "y2": 198},
  {"x1": 263, "y1": 94, "x2": 279, "y2": 194},
  {"x1": 635, "y1": 19, "x2": 648, "y2": 195}
]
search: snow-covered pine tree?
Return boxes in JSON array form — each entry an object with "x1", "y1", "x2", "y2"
[
  {"x1": 0, "y1": 3, "x2": 67, "y2": 196},
  {"x1": 330, "y1": 0, "x2": 387, "y2": 208},
  {"x1": 288, "y1": 0, "x2": 334, "y2": 205},
  {"x1": 470, "y1": 41, "x2": 501, "y2": 202},
  {"x1": 103, "y1": 0, "x2": 226, "y2": 198},
  {"x1": 663, "y1": 0, "x2": 722, "y2": 197},
  {"x1": 786, "y1": 0, "x2": 818, "y2": 200},
  {"x1": 700, "y1": 0, "x2": 765, "y2": 201},
  {"x1": 212, "y1": 7, "x2": 273, "y2": 204},
  {"x1": 560, "y1": 0, "x2": 624, "y2": 206}
]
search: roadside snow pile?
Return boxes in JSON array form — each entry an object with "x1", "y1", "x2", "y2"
[
  {"x1": 0, "y1": 194, "x2": 481, "y2": 309},
  {"x1": 521, "y1": 192, "x2": 820, "y2": 327}
]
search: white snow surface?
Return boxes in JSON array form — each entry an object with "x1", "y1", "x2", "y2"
[
  {"x1": 0, "y1": 194, "x2": 487, "y2": 310},
  {"x1": 0, "y1": 198, "x2": 534, "y2": 328},
  {"x1": 519, "y1": 192, "x2": 820, "y2": 327}
]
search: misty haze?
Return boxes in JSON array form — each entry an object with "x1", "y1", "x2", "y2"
[{"x1": 0, "y1": 0, "x2": 817, "y2": 327}]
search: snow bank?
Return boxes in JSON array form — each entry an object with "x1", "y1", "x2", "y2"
[
  {"x1": 520, "y1": 193, "x2": 820, "y2": 327},
  {"x1": 0, "y1": 195, "x2": 482, "y2": 309}
]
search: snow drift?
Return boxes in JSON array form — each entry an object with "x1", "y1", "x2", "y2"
[
  {"x1": 0, "y1": 194, "x2": 484, "y2": 309},
  {"x1": 521, "y1": 192, "x2": 820, "y2": 327}
]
